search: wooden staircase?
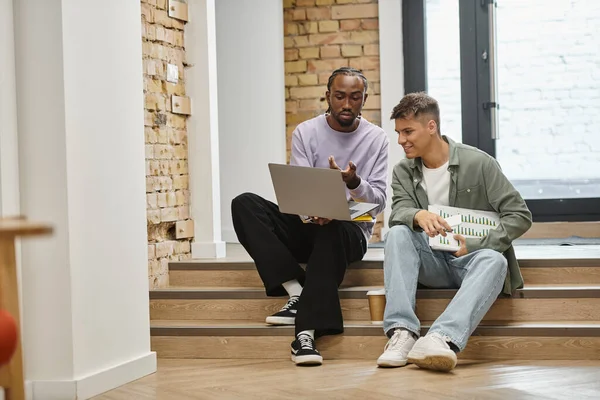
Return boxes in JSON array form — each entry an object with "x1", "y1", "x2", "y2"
[{"x1": 150, "y1": 244, "x2": 600, "y2": 361}]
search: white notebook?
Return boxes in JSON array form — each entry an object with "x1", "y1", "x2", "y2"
[{"x1": 428, "y1": 204, "x2": 500, "y2": 252}]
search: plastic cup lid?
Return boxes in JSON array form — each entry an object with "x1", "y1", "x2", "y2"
[{"x1": 366, "y1": 288, "x2": 386, "y2": 296}]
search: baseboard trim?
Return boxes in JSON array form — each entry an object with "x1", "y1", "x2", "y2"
[
  {"x1": 77, "y1": 351, "x2": 156, "y2": 399},
  {"x1": 221, "y1": 228, "x2": 239, "y2": 244},
  {"x1": 191, "y1": 240, "x2": 226, "y2": 258},
  {"x1": 28, "y1": 352, "x2": 157, "y2": 400},
  {"x1": 30, "y1": 380, "x2": 76, "y2": 400}
]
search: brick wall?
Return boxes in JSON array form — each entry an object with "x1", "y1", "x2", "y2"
[
  {"x1": 283, "y1": 0, "x2": 384, "y2": 241},
  {"x1": 141, "y1": 0, "x2": 191, "y2": 288}
]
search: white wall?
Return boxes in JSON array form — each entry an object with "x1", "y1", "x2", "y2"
[
  {"x1": 215, "y1": 0, "x2": 287, "y2": 243},
  {"x1": 0, "y1": 0, "x2": 21, "y2": 218},
  {"x1": 0, "y1": 2, "x2": 23, "y2": 396},
  {"x1": 379, "y1": 0, "x2": 405, "y2": 238},
  {"x1": 14, "y1": 0, "x2": 155, "y2": 398},
  {"x1": 186, "y1": 0, "x2": 227, "y2": 258},
  {"x1": 15, "y1": 0, "x2": 76, "y2": 386},
  {"x1": 60, "y1": 0, "x2": 153, "y2": 383}
]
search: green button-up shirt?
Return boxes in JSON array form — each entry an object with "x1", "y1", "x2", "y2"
[{"x1": 388, "y1": 136, "x2": 533, "y2": 295}]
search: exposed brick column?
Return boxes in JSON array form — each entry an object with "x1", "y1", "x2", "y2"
[{"x1": 141, "y1": 0, "x2": 193, "y2": 288}]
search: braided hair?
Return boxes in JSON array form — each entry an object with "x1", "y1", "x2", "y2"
[{"x1": 325, "y1": 67, "x2": 368, "y2": 114}]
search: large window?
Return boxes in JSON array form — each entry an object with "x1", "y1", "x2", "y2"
[
  {"x1": 404, "y1": 0, "x2": 600, "y2": 221},
  {"x1": 425, "y1": 0, "x2": 462, "y2": 145},
  {"x1": 495, "y1": 0, "x2": 600, "y2": 200}
]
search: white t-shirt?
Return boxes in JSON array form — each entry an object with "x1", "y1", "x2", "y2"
[{"x1": 421, "y1": 160, "x2": 450, "y2": 206}]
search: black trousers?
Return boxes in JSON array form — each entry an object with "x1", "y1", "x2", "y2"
[{"x1": 231, "y1": 192, "x2": 367, "y2": 338}]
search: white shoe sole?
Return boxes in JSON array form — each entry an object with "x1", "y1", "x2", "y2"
[
  {"x1": 407, "y1": 351, "x2": 457, "y2": 372},
  {"x1": 265, "y1": 316, "x2": 295, "y2": 325},
  {"x1": 291, "y1": 353, "x2": 323, "y2": 366},
  {"x1": 376, "y1": 357, "x2": 408, "y2": 368}
]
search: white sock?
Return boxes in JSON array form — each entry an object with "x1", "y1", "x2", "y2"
[
  {"x1": 393, "y1": 328, "x2": 417, "y2": 340},
  {"x1": 298, "y1": 330, "x2": 315, "y2": 339},
  {"x1": 282, "y1": 279, "x2": 303, "y2": 298}
]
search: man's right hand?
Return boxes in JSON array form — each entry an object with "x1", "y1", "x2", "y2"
[{"x1": 414, "y1": 210, "x2": 453, "y2": 238}]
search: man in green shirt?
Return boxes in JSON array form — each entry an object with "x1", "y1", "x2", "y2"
[{"x1": 376, "y1": 92, "x2": 532, "y2": 372}]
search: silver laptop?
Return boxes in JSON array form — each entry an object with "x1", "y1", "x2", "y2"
[{"x1": 268, "y1": 163, "x2": 379, "y2": 221}]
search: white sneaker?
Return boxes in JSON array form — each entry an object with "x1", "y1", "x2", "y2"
[
  {"x1": 376, "y1": 329, "x2": 417, "y2": 367},
  {"x1": 407, "y1": 332, "x2": 458, "y2": 372}
]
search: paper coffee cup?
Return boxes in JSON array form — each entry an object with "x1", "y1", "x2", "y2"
[{"x1": 366, "y1": 288, "x2": 386, "y2": 325}]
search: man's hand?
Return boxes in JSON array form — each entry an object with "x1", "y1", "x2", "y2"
[
  {"x1": 329, "y1": 156, "x2": 361, "y2": 189},
  {"x1": 453, "y1": 234, "x2": 468, "y2": 257},
  {"x1": 310, "y1": 217, "x2": 332, "y2": 226},
  {"x1": 414, "y1": 210, "x2": 453, "y2": 238}
]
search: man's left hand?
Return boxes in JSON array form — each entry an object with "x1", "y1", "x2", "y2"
[
  {"x1": 453, "y1": 234, "x2": 468, "y2": 257},
  {"x1": 329, "y1": 156, "x2": 361, "y2": 189}
]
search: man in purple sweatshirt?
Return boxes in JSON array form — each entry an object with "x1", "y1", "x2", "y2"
[{"x1": 231, "y1": 67, "x2": 389, "y2": 366}]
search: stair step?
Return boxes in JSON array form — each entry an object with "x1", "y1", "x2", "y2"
[
  {"x1": 151, "y1": 244, "x2": 600, "y2": 362},
  {"x1": 169, "y1": 264, "x2": 383, "y2": 288},
  {"x1": 150, "y1": 285, "x2": 600, "y2": 299},
  {"x1": 149, "y1": 285, "x2": 600, "y2": 322},
  {"x1": 171, "y1": 244, "x2": 600, "y2": 267},
  {"x1": 169, "y1": 246, "x2": 600, "y2": 287},
  {"x1": 149, "y1": 320, "x2": 600, "y2": 360},
  {"x1": 150, "y1": 319, "x2": 600, "y2": 337},
  {"x1": 169, "y1": 266, "x2": 600, "y2": 287}
]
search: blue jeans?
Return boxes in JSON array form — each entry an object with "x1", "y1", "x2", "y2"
[{"x1": 383, "y1": 225, "x2": 508, "y2": 351}]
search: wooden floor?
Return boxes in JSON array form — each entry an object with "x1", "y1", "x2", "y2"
[{"x1": 93, "y1": 359, "x2": 600, "y2": 399}]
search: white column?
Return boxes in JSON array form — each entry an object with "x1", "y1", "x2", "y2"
[
  {"x1": 186, "y1": 0, "x2": 227, "y2": 258},
  {"x1": 216, "y1": 0, "x2": 286, "y2": 243},
  {"x1": 379, "y1": 0, "x2": 406, "y2": 239},
  {"x1": 15, "y1": 1, "x2": 76, "y2": 395},
  {"x1": 0, "y1": 3, "x2": 23, "y2": 397},
  {"x1": 14, "y1": 0, "x2": 156, "y2": 398},
  {"x1": 0, "y1": 0, "x2": 21, "y2": 218}
]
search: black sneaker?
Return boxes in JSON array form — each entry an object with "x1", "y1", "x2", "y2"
[
  {"x1": 291, "y1": 333, "x2": 322, "y2": 366},
  {"x1": 265, "y1": 295, "x2": 300, "y2": 325}
]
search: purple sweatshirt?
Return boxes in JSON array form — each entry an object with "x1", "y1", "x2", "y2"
[{"x1": 290, "y1": 114, "x2": 389, "y2": 240}]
